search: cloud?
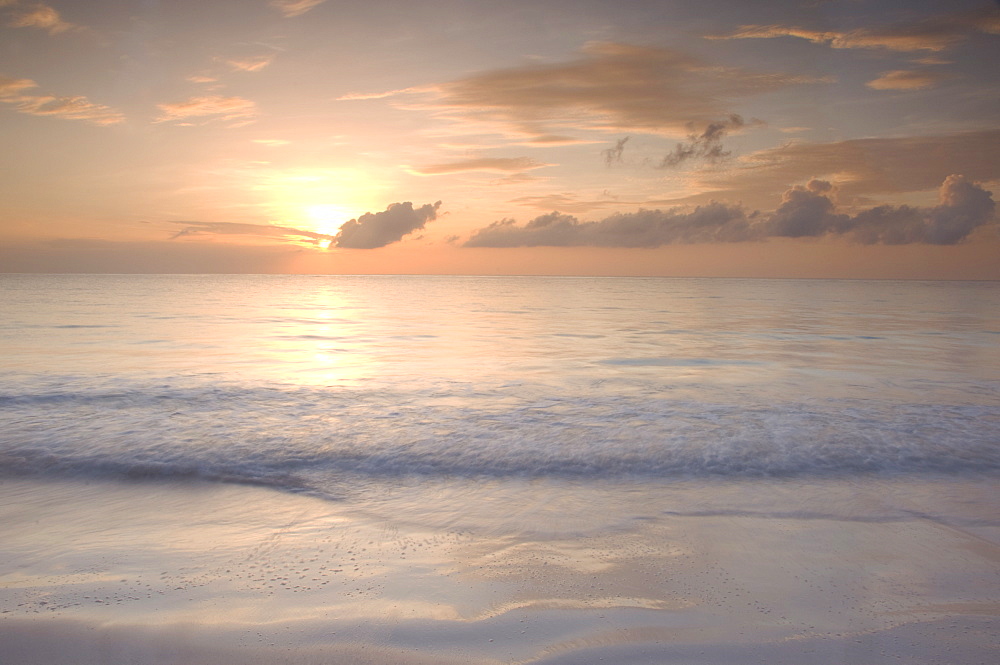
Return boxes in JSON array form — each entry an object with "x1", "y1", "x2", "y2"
[
  {"x1": 226, "y1": 54, "x2": 276, "y2": 73},
  {"x1": 659, "y1": 115, "x2": 753, "y2": 168},
  {"x1": 6, "y1": 95, "x2": 124, "y2": 124},
  {"x1": 269, "y1": 0, "x2": 326, "y2": 18},
  {"x1": 187, "y1": 74, "x2": 219, "y2": 84},
  {"x1": 602, "y1": 136, "x2": 629, "y2": 166},
  {"x1": 762, "y1": 179, "x2": 849, "y2": 238},
  {"x1": 424, "y1": 42, "x2": 820, "y2": 142},
  {"x1": 0, "y1": 75, "x2": 124, "y2": 125},
  {"x1": 168, "y1": 202, "x2": 442, "y2": 250},
  {"x1": 763, "y1": 175, "x2": 996, "y2": 245},
  {"x1": 5, "y1": 1, "x2": 77, "y2": 35},
  {"x1": 707, "y1": 8, "x2": 1000, "y2": 52},
  {"x1": 155, "y1": 95, "x2": 257, "y2": 126},
  {"x1": 337, "y1": 88, "x2": 417, "y2": 101},
  {"x1": 697, "y1": 129, "x2": 1000, "y2": 205},
  {"x1": 0, "y1": 75, "x2": 35, "y2": 96},
  {"x1": 335, "y1": 201, "x2": 442, "y2": 249},
  {"x1": 865, "y1": 69, "x2": 947, "y2": 91},
  {"x1": 509, "y1": 193, "x2": 625, "y2": 214},
  {"x1": 493, "y1": 172, "x2": 545, "y2": 186},
  {"x1": 0, "y1": 237, "x2": 306, "y2": 274},
  {"x1": 465, "y1": 203, "x2": 754, "y2": 248},
  {"x1": 526, "y1": 134, "x2": 585, "y2": 145},
  {"x1": 464, "y1": 176, "x2": 995, "y2": 248},
  {"x1": 412, "y1": 157, "x2": 550, "y2": 175},
  {"x1": 170, "y1": 220, "x2": 334, "y2": 245},
  {"x1": 911, "y1": 55, "x2": 954, "y2": 66}
]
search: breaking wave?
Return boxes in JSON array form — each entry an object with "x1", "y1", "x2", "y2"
[{"x1": 2, "y1": 380, "x2": 998, "y2": 497}]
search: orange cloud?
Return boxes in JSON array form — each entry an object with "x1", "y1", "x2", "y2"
[
  {"x1": 698, "y1": 129, "x2": 1000, "y2": 205},
  {"x1": 411, "y1": 157, "x2": 551, "y2": 175},
  {"x1": 508, "y1": 193, "x2": 627, "y2": 214},
  {"x1": 866, "y1": 69, "x2": 946, "y2": 91},
  {"x1": 708, "y1": 8, "x2": 999, "y2": 52},
  {"x1": 422, "y1": 42, "x2": 820, "y2": 142},
  {"x1": 155, "y1": 95, "x2": 257, "y2": 127},
  {"x1": 269, "y1": 0, "x2": 325, "y2": 18},
  {"x1": 337, "y1": 88, "x2": 419, "y2": 101},
  {"x1": 226, "y1": 54, "x2": 276, "y2": 73},
  {"x1": 170, "y1": 220, "x2": 334, "y2": 246},
  {"x1": 0, "y1": 75, "x2": 123, "y2": 125},
  {"x1": 5, "y1": 1, "x2": 78, "y2": 35},
  {"x1": 0, "y1": 75, "x2": 35, "y2": 96}
]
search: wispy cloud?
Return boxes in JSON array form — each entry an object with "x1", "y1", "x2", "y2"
[
  {"x1": 337, "y1": 87, "x2": 422, "y2": 101},
  {"x1": 0, "y1": 75, "x2": 124, "y2": 125},
  {"x1": 171, "y1": 220, "x2": 333, "y2": 245},
  {"x1": 269, "y1": 0, "x2": 326, "y2": 18},
  {"x1": 186, "y1": 74, "x2": 219, "y2": 84},
  {"x1": 155, "y1": 95, "x2": 257, "y2": 127},
  {"x1": 422, "y1": 42, "x2": 819, "y2": 145},
  {"x1": 4, "y1": 1, "x2": 78, "y2": 35},
  {"x1": 509, "y1": 193, "x2": 627, "y2": 214},
  {"x1": 526, "y1": 134, "x2": 586, "y2": 145},
  {"x1": 226, "y1": 53, "x2": 277, "y2": 73},
  {"x1": 602, "y1": 136, "x2": 629, "y2": 166},
  {"x1": 0, "y1": 75, "x2": 35, "y2": 96},
  {"x1": 8, "y1": 95, "x2": 123, "y2": 124},
  {"x1": 412, "y1": 157, "x2": 550, "y2": 175},
  {"x1": 659, "y1": 115, "x2": 758, "y2": 168},
  {"x1": 465, "y1": 176, "x2": 995, "y2": 248},
  {"x1": 865, "y1": 69, "x2": 947, "y2": 91},
  {"x1": 707, "y1": 8, "x2": 1000, "y2": 52}
]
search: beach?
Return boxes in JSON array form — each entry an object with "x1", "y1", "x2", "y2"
[
  {"x1": 2, "y1": 474, "x2": 997, "y2": 664},
  {"x1": 3, "y1": 0, "x2": 999, "y2": 659}
]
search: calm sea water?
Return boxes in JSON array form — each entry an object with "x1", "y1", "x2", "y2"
[
  {"x1": 1, "y1": 274, "x2": 998, "y2": 510},
  {"x1": 3, "y1": 273, "x2": 998, "y2": 662}
]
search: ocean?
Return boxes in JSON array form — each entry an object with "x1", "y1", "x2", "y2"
[{"x1": 1, "y1": 274, "x2": 998, "y2": 664}]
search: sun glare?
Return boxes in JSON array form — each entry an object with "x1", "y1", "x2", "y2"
[
  {"x1": 257, "y1": 167, "x2": 381, "y2": 247},
  {"x1": 306, "y1": 203, "x2": 353, "y2": 237}
]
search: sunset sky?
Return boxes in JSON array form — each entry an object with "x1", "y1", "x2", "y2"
[{"x1": 1, "y1": 0, "x2": 998, "y2": 278}]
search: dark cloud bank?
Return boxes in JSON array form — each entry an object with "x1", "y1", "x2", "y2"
[{"x1": 466, "y1": 175, "x2": 995, "y2": 248}]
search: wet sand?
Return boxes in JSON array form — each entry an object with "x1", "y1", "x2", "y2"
[{"x1": 1, "y1": 477, "x2": 997, "y2": 664}]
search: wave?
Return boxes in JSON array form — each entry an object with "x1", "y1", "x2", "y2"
[{"x1": 1, "y1": 381, "x2": 998, "y2": 496}]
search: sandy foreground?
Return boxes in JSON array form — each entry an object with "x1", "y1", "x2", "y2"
[{"x1": 1, "y1": 477, "x2": 997, "y2": 664}]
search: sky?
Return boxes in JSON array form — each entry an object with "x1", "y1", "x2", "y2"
[{"x1": 1, "y1": 0, "x2": 998, "y2": 278}]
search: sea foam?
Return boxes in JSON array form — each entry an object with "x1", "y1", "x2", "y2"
[{"x1": 2, "y1": 380, "x2": 997, "y2": 497}]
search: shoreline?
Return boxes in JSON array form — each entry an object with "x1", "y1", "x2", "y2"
[{"x1": 2, "y1": 477, "x2": 998, "y2": 664}]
